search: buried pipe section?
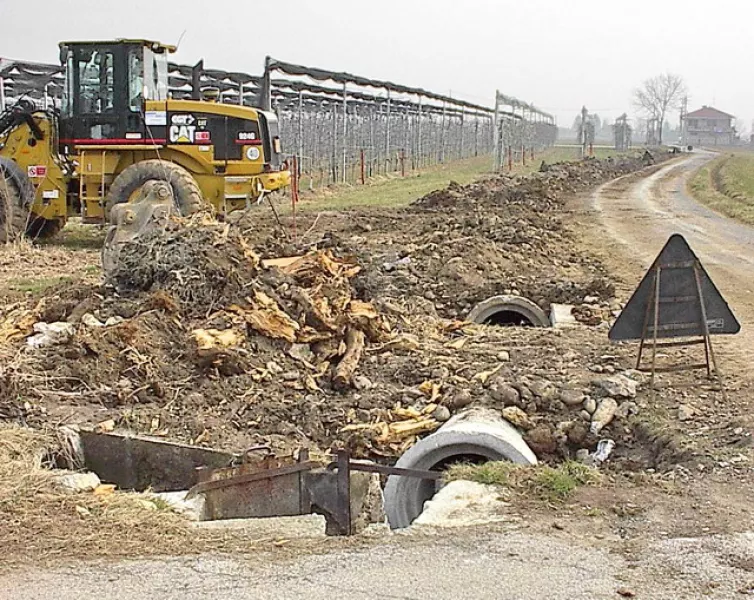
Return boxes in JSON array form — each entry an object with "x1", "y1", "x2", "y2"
[
  {"x1": 467, "y1": 295, "x2": 550, "y2": 327},
  {"x1": 383, "y1": 408, "x2": 537, "y2": 529}
]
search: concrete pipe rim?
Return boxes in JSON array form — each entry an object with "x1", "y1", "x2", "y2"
[
  {"x1": 466, "y1": 294, "x2": 550, "y2": 328},
  {"x1": 383, "y1": 410, "x2": 537, "y2": 529}
]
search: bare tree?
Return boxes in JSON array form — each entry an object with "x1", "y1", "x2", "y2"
[{"x1": 633, "y1": 74, "x2": 687, "y2": 145}]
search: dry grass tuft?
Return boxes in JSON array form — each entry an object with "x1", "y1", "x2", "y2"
[{"x1": 0, "y1": 424, "x2": 196, "y2": 568}]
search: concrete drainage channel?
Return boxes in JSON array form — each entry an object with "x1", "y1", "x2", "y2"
[{"x1": 56, "y1": 410, "x2": 537, "y2": 533}]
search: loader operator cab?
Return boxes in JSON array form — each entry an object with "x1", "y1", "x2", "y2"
[
  {"x1": 56, "y1": 38, "x2": 285, "y2": 173},
  {"x1": 59, "y1": 39, "x2": 172, "y2": 142}
]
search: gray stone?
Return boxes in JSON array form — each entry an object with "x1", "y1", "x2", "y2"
[
  {"x1": 517, "y1": 385, "x2": 534, "y2": 403},
  {"x1": 353, "y1": 376, "x2": 373, "y2": 391},
  {"x1": 678, "y1": 404, "x2": 697, "y2": 421},
  {"x1": 432, "y1": 405, "x2": 452, "y2": 422},
  {"x1": 497, "y1": 350, "x2": 511, "y2": 362},
  {"x1": 431, "y1": 366, "x2": 450, "y2": 380},
  {"x1": 528, "y1": 379, "x2": 557, "y2": 400},
  {"x1": 575, "y1": 448, "x2": 590, "y2": 462},
  {"x1": 583, "y1": 397, "x2": 597, "y2": 414},
  {"x1": 593, "y1": 374, "x2": 638, "y2": 399},
  {"x1": 449, "y1": 389, "x2": 474, "y2": 409},
  {"x1": 615, "y1": 401, "x2": 639, "y2": 419},
  {"x1": 560, "y1": 389, "x2": 585, "y2": 407},
  {"x1": 489, "y1": 379, "x2": 521, "y2": 406}
]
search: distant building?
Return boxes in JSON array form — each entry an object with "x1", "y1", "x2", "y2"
[{"x1": 683, "y1": 106, "x2": 736, "y2": 146}]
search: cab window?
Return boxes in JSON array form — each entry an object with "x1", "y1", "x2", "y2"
[
  {"x1": 128, "y1": 49, "x2": 144, "y2": 111},
  {"x1": 77, "y1": 49, "x2": 115, "y2": 114}
]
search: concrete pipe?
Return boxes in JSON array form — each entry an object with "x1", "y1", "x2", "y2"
[
  {"x1": 467, "y1": 295, "x2": 550, "y2": 327},
  {"x1": 383, "y1": 408, "x2": 537, "y2": 529}
]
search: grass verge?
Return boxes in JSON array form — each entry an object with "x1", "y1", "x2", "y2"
[
  {"x1": 446, "y1": 460, "x2": 600, "y2": 503},
  {"x1": 688, "y1": 153, "x2": 754, "y2": 225}
]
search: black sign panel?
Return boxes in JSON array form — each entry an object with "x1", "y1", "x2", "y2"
[{"x1": 609, "y1": 234, "x2": 740, "y2": 341}]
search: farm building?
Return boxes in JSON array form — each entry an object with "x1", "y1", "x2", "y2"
[{"x1": 683, "y1": 106, "x2": 736, "y2": 146}]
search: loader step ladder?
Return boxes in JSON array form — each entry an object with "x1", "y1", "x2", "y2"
[
  {"x1": 635, "y1": 260, "x2": 726, "y2": 399},
  {"x1": 78, "y1": 150, "x2": 108, "y2": 212}
]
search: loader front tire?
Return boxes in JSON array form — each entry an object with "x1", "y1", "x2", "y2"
[
  {"x1": 106, "y1": 160, "x2": 204, "y2": 221},
  {"x1": 0, "y1": 163, "x2": 31, "y2": 244}
]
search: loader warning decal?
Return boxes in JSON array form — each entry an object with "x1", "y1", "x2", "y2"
[{"x1": 27, "y1": 165, "x2": 47, "y2": 178}]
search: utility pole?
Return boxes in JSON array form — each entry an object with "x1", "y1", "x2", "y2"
[
  {"x1": 679, "y1": 95, "x2": 688, "y2": 146},
  {"x1": 581, "y1": 105, "x2": 589, "y2": 157}
]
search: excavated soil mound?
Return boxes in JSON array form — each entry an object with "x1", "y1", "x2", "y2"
[{"x1": 3, "y1": 153, "x2": 705, "y2": 467}]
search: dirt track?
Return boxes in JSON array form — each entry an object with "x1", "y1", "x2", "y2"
[{"x1": 585, "y1": 150, "x2": 753, "y2": 382}]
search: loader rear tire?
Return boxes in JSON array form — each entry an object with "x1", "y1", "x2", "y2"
[
  {"x1": 0, "y1": 163, "x2": 31, "y2": 244},
  {"x1": 106, "y1": 160, "x2": 204, "y2": 221}
]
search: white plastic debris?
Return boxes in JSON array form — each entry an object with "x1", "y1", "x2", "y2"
[
  {"x1": 26, "y1": 322, "x2": 75, "y2": 348},
  {"x1": 383, "y1": 256, "x2": 411, "y2": 271},
  {"x1": 591, "y1": 439, "x2": 615, "y2": 464}
]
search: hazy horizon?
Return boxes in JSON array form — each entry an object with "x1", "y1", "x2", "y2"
[{"x1": 2, "y1": 0, "x2": 751, "y2": 133}]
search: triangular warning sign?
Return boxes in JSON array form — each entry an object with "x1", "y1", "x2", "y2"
[{"x1": 609, "y1": 234, "x2": 740, "y2": 341}]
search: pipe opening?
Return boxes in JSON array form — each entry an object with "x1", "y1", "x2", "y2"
[
  {"x1": 467, "y1": 295, "x2": 550, "y2": 328},
  {"x1": 483, "y1": 309, "x2": 535, "y2": 327}
]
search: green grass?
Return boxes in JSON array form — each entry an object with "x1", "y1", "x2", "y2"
[
  {"x1": 296, "y1": 155, "x2": 493, "y2": 211},
  {"x1": 7, "y1": 276, "x2": 73, "y2": 294},
  {"x1": 688, "y1": 153, "x2": 754, "y2": 225},
  {"x1": 445, "y1": 460, "x2": 599, "y2": 503},
  {"x1": 295, "y1": 147, "x2": 627, "y2": 212}
]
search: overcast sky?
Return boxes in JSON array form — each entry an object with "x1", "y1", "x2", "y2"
[{"x1": 2, "y1": 0, "x2": 751, "y2": 131}]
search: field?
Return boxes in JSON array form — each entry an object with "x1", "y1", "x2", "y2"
[
  {"x1": 688, "y1": 151, "x2": 754, "y2": 224},
  {"x1": 296, "y1": 146, "x2": 622, "y2": 211}
]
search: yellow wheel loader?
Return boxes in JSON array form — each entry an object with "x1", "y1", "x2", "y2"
[{"x1": 0, "y1": 39, "x2": 290, "y2": 242}]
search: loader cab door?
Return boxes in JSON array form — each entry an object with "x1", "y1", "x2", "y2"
[{"x1": 59, "y1": 42, "x2": 168, "y2": 145}]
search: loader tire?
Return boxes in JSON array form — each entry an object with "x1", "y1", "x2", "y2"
[
  {"x1": 106, "y1": 160, "x2": 204, "y2": 221},
  {"x1": 0, "y1": 160, "x2": 32, "y2": 243},
  {"x1": 27, "y1": 216, "x2": 66, "y2": 240}
]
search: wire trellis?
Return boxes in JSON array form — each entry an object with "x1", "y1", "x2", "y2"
[{"x1": 1, "y1": 54, "x2": 559, "y2": 186}]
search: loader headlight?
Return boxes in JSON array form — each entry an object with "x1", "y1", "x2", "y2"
[{"x1": 246, "y1": 147, "x2": 260, "y2": 161}]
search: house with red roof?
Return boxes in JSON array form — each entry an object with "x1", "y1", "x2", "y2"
[{"x1": 683, "y1": 106, "x2": 736, "y2": 146}]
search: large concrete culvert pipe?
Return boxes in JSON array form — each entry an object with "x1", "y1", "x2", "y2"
[
  {"x1": 467, "y1": 295, "x2": 550, "y2": 327},
  {"x1": 383, "y1": 408, "x2": 537, "y2": 529}
]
